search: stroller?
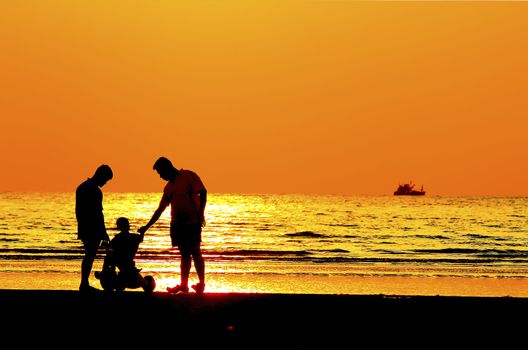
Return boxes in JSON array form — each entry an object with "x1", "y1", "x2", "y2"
[{"x1": 95, "y1": 246, "x2": 156, "y2": 293}]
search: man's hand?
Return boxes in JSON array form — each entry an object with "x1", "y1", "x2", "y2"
[{"x1": 138, "y1": 226, "x2": 148, "y2": 234}]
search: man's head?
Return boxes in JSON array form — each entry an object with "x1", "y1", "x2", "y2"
[
  {"x1": 92, "y1": 164, "x2": 113, "y2": 187},
  {"x1": 153, "y1": 157, "x2": 176, "y2": 181},
  {"x1": 116, "y1": 217, "x2": 130, "y2": 233}
]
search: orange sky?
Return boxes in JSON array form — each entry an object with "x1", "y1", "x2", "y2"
[{"x1": 1, "y1": 1, "x2": 527, "y2": 195}]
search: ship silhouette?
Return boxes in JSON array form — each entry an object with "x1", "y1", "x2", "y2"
[{"x1": 394, "y1": 181, "x2": 426, "y2": 196}]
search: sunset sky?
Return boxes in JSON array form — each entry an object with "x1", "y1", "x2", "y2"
[{"x1": 1, "y1": 1, "x2": 527, "y2": 196}]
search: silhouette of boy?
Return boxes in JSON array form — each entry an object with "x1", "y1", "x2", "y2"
[{"x1": 96, "y1": 217, "x2": 154, "y2": 292}]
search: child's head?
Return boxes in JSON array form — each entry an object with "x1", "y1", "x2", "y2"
[{"x1": 116, "y1": 217, "x2": 130, "y2": 233}]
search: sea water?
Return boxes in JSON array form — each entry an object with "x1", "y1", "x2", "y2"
[{"x1": 1, "y1": 193, "x2": 527, "y2": 294}]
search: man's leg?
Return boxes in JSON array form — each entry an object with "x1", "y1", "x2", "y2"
[
  {"x1": 190, "y1": 243, "x2": 205, "y2": 294},
  {"x1": 80, "y1": 240, "x2": 99, "y2": 290},
  {"x1": 167, "y1": 225, "x2": 192, "y2": 293},
  {"x1": 180, "y1": 252, "x2": 192, "y2": 289},
  {"x1": 192, "y1": 246, "x2": 205, "y2": 284}
]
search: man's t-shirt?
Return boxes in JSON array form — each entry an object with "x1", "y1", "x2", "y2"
[
  {"x1": 75, "y1": 178, "x2": 107, "y2": 241},
  {"x1": 162, "y1": 169, "x2": 206, "y2": 224}
]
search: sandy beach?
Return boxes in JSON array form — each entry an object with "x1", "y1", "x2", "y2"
[
  {"x1": 2, "y1": 289, "x2": 526, "y2": 347},
  {"x1": 3, "y1": 265, "x2": 528, "y2": 296}
]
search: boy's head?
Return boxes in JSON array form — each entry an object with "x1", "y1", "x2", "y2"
[{"x1": 116, "y1": 217, "x2": 130, "y2": 233}]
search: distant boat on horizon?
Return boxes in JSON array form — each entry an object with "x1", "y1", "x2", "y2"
[{"x1": 394, "y1": 181, "x2": 426, "y2": 196}]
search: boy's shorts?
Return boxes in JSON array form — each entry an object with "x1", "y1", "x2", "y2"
[{"x1": 118, "y1": 267, "x2": 143, "y2": 289}]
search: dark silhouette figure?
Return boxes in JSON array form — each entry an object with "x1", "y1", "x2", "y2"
[
  {"x1": 75, "y1": 164, "x2": 113, "y2": 292},
  {"x1": 138, "y1": 157, "x2": 207, "y2": 294},
  {"x1": 95, "y1": 217, "x2": 155, "y2": 293}
]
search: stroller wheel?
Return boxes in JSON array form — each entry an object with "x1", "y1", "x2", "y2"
[{"x1": 142, "y1": 276, "x2": 156, "y2": 293}]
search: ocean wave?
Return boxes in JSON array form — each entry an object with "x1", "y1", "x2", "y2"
[
  {"x1": 208, "y1": 249, "x2": 313, "y2": 258},
  {"x1": 326, "y1": 223, "x2": 360, "y2": 228},
  {"x1": 0, "y1": 238, "x2": 19, "y2": 242},
  {"x1": 285, "y1": 231, "x2": 327, "y2": 238},
  {"x1": 414, "y1": 248, "x2": 528, "y2": 258},
  {"x1": 2, "y1": 246, "x2": 527, "y2": 267}
]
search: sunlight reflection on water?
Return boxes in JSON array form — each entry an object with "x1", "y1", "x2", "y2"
[{"x1": 1, "y1": 193, "x2": 528, "y2": 294}]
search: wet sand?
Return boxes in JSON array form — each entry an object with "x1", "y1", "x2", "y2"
[
  {"x1": 3, "y1": 268, "x2": 528, "y2": 296},
  {"x1": 2, "y1": 289, "x2": 526, "y2": 347}
]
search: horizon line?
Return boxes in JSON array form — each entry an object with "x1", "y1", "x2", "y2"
[{"x1": 0, "y1": 190, "x2": 527, "y2": 198}]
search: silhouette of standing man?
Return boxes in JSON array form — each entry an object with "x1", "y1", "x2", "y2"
[
  {"x1": 139, "y1": 157, "x2": 207, "y2": 294},
  {"x1": 76, "y1": 164, "x2": 113, "y2": 292}
]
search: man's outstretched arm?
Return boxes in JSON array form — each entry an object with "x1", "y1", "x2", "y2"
[{"x1": 138, "y1": 196, "x2": 169, "y2": 234}]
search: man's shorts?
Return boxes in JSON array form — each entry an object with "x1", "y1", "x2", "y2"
[
  {"x1": 81, "y1": 238, "x2": 102, "y2": 253},
  {"x1": 170, "y1": 222, "x2": 202, "y2": 253}
]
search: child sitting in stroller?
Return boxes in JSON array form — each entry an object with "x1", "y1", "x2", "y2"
[{"x1": 95, "y1": 217, "x2": 155, "y2": 292}]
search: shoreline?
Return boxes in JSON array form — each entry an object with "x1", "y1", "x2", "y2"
[
  {"x1": 2, "y1": 269, "x2": 528, "y2": 297},
  {"x1": 3, "y1": 289, "x2": 527, "y2": 346}
]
